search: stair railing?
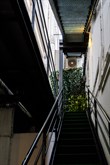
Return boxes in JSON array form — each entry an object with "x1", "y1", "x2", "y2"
[
  {"x1": 86, "y1": 86, "x2": 110, "y2": 157},
  {"x1": 22, "y1": 88, "x2": 64, "y2": 165}
]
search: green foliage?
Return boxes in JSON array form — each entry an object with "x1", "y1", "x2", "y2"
[
  {"x1": 49, "y1": 71, "x2": 59, "y2": 96},
  {"x1": 50, "y1": 67, "x2": 87, "y2": 112},
  {"x1": 64, "y1": 95, "x2": 87, "y2": 112},
  {"x1": 63, "y1": 67, "x2": 87, "y2": 112},
  {"x1": 63, "y1": 67, "x2": 84, "y2": 102}
]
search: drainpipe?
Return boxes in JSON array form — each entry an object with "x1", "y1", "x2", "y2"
[{"x1": 59, "y1": 42, "x2": 63, "y2": 92}]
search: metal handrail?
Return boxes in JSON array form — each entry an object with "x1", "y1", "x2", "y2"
[
  {"x1": 22, "y1": 88, "x2": 63, "y2": 165},
  {"x1": 86, "y1": 86, "x2": 110, "y2": 154},
  {"x1": 86, "y1": 86, "x2": 110, "y2": 122}
]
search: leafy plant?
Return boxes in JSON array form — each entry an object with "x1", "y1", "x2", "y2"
[
  {"x1": 49, "y1": 71, "x2": 59, "y2": 96},
  {"x1": 64, "y1": 95, "x2": 87, "y2": 112},
  {"x1": 50, "y1": 67, "x2": 87, "y2": 112},
  {"x1": 63, "y1": 68, "x2": 84, "y2": 95}
]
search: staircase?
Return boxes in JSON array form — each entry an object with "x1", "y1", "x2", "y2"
[{"x1": 53, "y1": 111, "x2": 102, "y2": 165}]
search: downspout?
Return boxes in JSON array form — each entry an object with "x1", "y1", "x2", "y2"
[{"x1": 59, "y1": 42, "x2": 63, "y2": 92}]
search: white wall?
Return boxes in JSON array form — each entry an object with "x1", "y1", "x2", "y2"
[
  {"x1": 10, "y1": 133, "x2": 43, "y2": 165},
  {"x1": 103, "y1": 0, "x2": 110, "y2": 56},
  {"x1": 86, "y1": 0, "x2": 110, "y2": 112},
  {"x1": 42, "y1": 0, "x2": 62, "y2": 71},
  {"x1": 24, "y1": 0, "x2": 62, "y2": 73},
  {"x1": 86, "y1": 4, "x2": 102, "y2": 92},
  {"x1": 86, "y1": 0, "x2": 110, "y2": 92},
  {"x1": 86, "y1": 0, "x2": 110, "y2": 164}
]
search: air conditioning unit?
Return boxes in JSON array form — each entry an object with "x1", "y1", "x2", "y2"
[{"x1": 68, "y1": 57, "x2": 77, "y2": 68}]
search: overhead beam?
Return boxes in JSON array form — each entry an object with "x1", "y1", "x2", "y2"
[{"x1": 60, "y1": 41, "x2": 88, "y2": 53}]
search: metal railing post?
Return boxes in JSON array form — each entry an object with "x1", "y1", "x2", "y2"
[
  {"x1": 87, "y1": 88, "x2": 90, "y2": 113},
  {"x1": 55, "y1": 102, "x2": 59, "y2": 142},
  {"x1": 87, "y1": 88, "x2": 89, "y2": 105},
  {"x1": 94, "y1": 99, "x2": 98, "y2": 135},
  {"x1": 108, "y1": 121, "x2": 110, "y2": 153},
  {"x1": 47, "y1": 42, "x2": 50, "y2": 77},
  {"x1": 59, "y1": 47, "x2": 63, "y2": 93},
  {"x1": 42, "y1": 129, "x2": 46, "y2": 165}
]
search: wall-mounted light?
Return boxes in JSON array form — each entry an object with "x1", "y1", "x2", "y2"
[{"x1": 88, "y1": 32, "x2": 92, "y2": 48}]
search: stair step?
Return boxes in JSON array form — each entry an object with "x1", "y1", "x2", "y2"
[
  {"x1": 55, "y1": 163, "x2": 100, "y2": 165},
  {"x1": 61, "y1": 127, "x2": 91, "y2": 133},
  {"x1": 53, "y1": 112, "x2": 101, "y2": 165},
  {"x1": 55, "y1": 153, "x2": 100, "y2": 164},
  {"x1": 64, "y1": 112, "x2": 87, "y2": 118},
  {"x1": 63, "y1": 122, "x2": 89, "y2": 126},
  {"x1": 65, "y1": 112, "x2": 87, "y2": 115},
  {"x1": 62, "y1": 124, "x2": 90, "y2": 130},
  {"x1": 62, "y1": 122, "x2": 90, "y2": 126},
  {"x1": 57, "y1": 144, "x2": 97, "y2": 154},
  {"x1": 60, "y1": 132, "x2": 93, "y2": 139},
  {"x1": 63, "y1": 119, "x2": 89, "y2": 123},
  {"x1": 64, "y1": 114, "x2": 87, "y2": 118},
  {"x1": 59, "y1": 138, "x2": 95, "y2": 145}
]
